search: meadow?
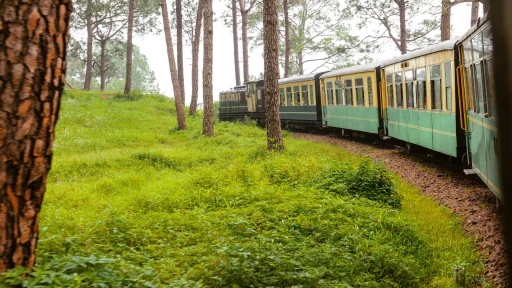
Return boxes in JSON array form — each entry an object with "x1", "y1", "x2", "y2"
[{"x1": 1, "y1": 90, "x2": 485, "y2": 287}]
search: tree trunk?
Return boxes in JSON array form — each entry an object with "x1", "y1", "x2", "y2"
[
  {"x1": 482, "y1": 0, "x2": 490, "y2": 15},
  {"x1": 263, "y1": 0, "x2": 284, "y2": 151},
  {"x1": 396, "y1": 0, "x2": 407, "y2": 54},
  {"x1": 202, "y1": 0, "x2": 214, "y2": 137},
  {"x1": 161, "y1": 0, "x2": 187, "y2": 130},
  {"x1": 0, "y1": 0, "x2": 72, "y2": 272},
  {"x1": 176, "y1": 0, "x2": 185, "y2": 105},
  {"x1": 189, "y1": 0, "x2": 203, "y2": 116},
  {"x1": 239, "y1": 0, "x2": 249, "y2": 83},
  {"x1": 283, "y1": 0, "x2": 291, "y2": 78},
  {"x1": 440, "y1": 0, "x2": 451, "y2": 41},
  {"x1": 124, "y1": 0, "x2": 136, "y2": 95},
  {"x1": 232, "y1": 0, "x2": 241, "y2": 86},
  {"x1": 84, "y1": 0, "x2": 94, "y2": 90},
  {"x1": 471, "y1": 1, "x2": 479, "y2": 26},
  {"x1": 100, "y1": 40, "x2": 106, "y2": 91},
  {"x1": 298, "y1": 51, "x2": 304, "y2": 75}
]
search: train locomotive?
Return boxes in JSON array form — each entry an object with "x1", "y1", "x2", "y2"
[{"x1": 219, "y1": 15, "x2": 501, "y2": 202}]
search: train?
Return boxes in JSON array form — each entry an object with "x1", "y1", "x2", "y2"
[{"x1": 218, "y1": 15, "x2": 500, "y2": 202}]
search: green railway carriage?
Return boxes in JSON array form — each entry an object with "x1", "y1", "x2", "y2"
[
  {"x1": 456, "y1": 16, "x2": 501, "y2": 200},
  {"x1": 219, "y1": 80, "x2": 265, "y2": 122},
  {"x1": 319, "y1": 62, "x2": 383, "y2": 134},
  {"x1": 380, "y1": 39, "x2": 460, "y2": 157},
  {"x1": 278, "y1": 72, "x2": 327, "y2": 125}
]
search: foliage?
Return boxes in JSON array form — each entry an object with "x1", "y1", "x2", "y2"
[
  {"x1": 0, "y1": 90, "x2": 484, "y2": 287},
  {"x1": 317, "y1": 157, "x2": 402, "y2": 209}
]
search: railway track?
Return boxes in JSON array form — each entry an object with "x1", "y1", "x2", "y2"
[{"x1": 292, "y1": 131, "x2": 508, "y2": 287}]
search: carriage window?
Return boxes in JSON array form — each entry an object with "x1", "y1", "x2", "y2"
[
  {"x1": 367, "y1": 77, "x2": 373, "y2": 107},
  {"x1": 345, "y1": 79, "x2": 353, "y2": 106},
  {"x1": 326, "y1": 82, "x2": 334, "y2": 105},
  {"x1": 472, "y1": 33, "x2": 483, "y2": 60},
  {"x1": 309, "y1": 85, "x2": 315, "y2": 105},
  {"x1": 485, "y1": 60, "x2": 495, "y2": 117},
  {"x1": 335, "y1": 80, "x2": 343, "y2": 105},
  {"x1": 445, "y1": 62, "x2": 452, "y2": 112},
  {"x1": 279, "y1": 88, "x2": 285, "y2": 106},
  {"x1": 355, "y1": 78, "x2": 365, "y2": 106},
  {"x1": 405, "y1": 70, "x2": 414, "y2": 108},
  {"x1": 416, "y1": 68, "x2": 426, "y2": 109},
  {"x1": 386, "y1": 74, "x2": 394, "y2": 107},
  {"x1": 286, "y1": 87, "x2": 293, "y2": 106},
  {"x1": 395, "y1": 72, "x2": 403, "y2": 108},
  {"x1": 483, "y1": 26, "x2": 493, "y2": 59},
  {"x1": 430, "y1": 64, "x2": 442, "y2": 110},
  {"x1": 474, "y1": 63, "x2": 486, "y2": 114},
  {"x1": 302, "y1": 85, "x2": 309, "y2": 105},
  {"x1": 294, "y1": 86, "x2": 301, "y2": 106},
  {"x1": 465, "y1": 66, "x2": 475, "y2": 112}
]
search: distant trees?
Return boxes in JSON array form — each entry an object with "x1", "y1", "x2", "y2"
[
  {"x1": 440, "y1": 0, "x2": 490, "y2": 41},
  {"x1": 263, "y1": 0, "x2": 284, "y2": 151},
  {"x1": 124, "y1": 0, "x2": 136, "y2": 95},
  {"x1": 202, "y1": 0, "x2": 215, "y2": 136},
  {"x1": 176, "y1": 0, "x2": 186, "y2": 104},
  {"x1": 238, "y1": 0, "x2": 259, "y2": 83},
  {"x1": 283, "y1": 0, "x2": 291, "y2": 77},
  {"x1": 162, "y1": 0, "x2": 187, "y2": 130},
  {"x1": 232, "y1": 0, "x2": 242, "y2": 85},
  {"x1": 0, "y1": 0, "x2": 72, "y2": 271},
  {"x1": 190, "y1": 0, "x2": 204, "y2": 116}
]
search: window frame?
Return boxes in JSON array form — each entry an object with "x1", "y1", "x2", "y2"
[
  {"x1": 301, "y1": 84, "x2": 309, "y2": 106},
  {"x1": 367, "y1": 76, "x2": 373, "y2": 107},
  {"x1": 416, "y1": 67, "x2": 427, "y2": 110},
  {"x1": 344, "y1": 79, "x2": 353, "y2": 106},
  {"x1": 335, "y1": 80, "x2": 343, "y2": 106},
  {"x1": 355, "y1": 78, "x2": 365, "y2": 107},
  {"x1": 326, "y1": 81, "x2": 334, "y2": 106},
  {"x1": 279, "y1": 87, "x2": 285, "y2": 106},
  {"x1": 430, "y1": 64, "x2": 442, "y2": 110},
  {"x1": 286, "y1": 86, "x2": 293, "y2": 106}
]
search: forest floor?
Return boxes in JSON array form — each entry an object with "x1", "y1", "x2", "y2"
[
  {"x1": 293, "y1": 132, "x2": 508, "y2": 287},
  {"x1": 0, "y1": 90, "x2": 489, "y2": 287}
]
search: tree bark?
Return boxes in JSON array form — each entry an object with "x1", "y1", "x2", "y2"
[
  {"x1": 84, "y1": 0, "x2": 94, "y2": 90},
  {"x1": 232, "y1": 0, "x2": 241, "y2": 85},
  {"x1": 471, "y1": 0, "x2": 479, "y2": 26},
  {"x1": 202, "y1": 0, "x2": 214, "y2": 137},
  {"x1": 263, "y1": 0, "x2": 284, "y2": 151},
  {"x1": 283, "y1": 0, "x2": 291, "y2": 77},
  {"x1": 238, "y1": 0, "x2": 250, "y2": 83},
  {"x1": 0, "y1": 0, "x2": 72, "y2": 272},
  {"x1": 396, "y1": 0, "x2": 407, "y2": 54},
  {"x1": 298, "y1": 51, "x2": 304, "y2": 75},
  {"x1": 441, "y1": 0, "x2": 451, "y2": 41},
  {"x1": 100, "y1": 40, "x2": 106, "y2": 91},
  {"x1": 189, "y1": 0, "x2": 203, "y2": 116},
  {"x1": 176, "y1": 0, "x2": 185, "y2": 105},
  {"x1": 161, "y1": 0, "x2": 187, "y2": 130},
  {"x1": 124, "y1": 0, "x2": 136, "y2": 95}
]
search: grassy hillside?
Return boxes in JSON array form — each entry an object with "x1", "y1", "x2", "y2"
[{"x1": 1, "y1": 90, "x2": 484, "y2": 287}]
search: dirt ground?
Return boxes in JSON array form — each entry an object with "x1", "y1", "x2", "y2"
[{"x1": 293, "y1": 132, "x2": 508, "y2": 287}]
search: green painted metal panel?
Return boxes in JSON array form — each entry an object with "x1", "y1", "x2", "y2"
[
  {"x1": 279, "y1": 106, "x2": 318, "y2": 121},
  {"x1": 432, "y1": 112, "x2": 457, "y2": 156},
  {"x1": 322, "y1": 106, "x2": 379, "y2": 134}
]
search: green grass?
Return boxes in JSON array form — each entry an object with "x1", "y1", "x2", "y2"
[{"x1": 0, "y1": 90, "x2": 485, "y2": 287}]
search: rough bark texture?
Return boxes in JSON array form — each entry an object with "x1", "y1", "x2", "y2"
[
  {"x1": 99, "y1": 40, "x2": 106, "y2": 91},
  {"x1": 124, "y1": 0, "x2": 135, "y2": 95},
  {"x1": 161, "y1": 0, "x2": 186, "y2": 130},
  {"x1": 491, "y1": 0, "x2": 512, "y2": 282},
  {"x1": 232, "y1": 0, "x2": 241, "y2": 86},
  {"x1": 189, "y1": 0, "x2": 203, "y2": 116},
  {"x1": 84, "y1": 0, "x2": 93, "y2": 90},
  {"x1": 238, "y1": 0, "x2": 249, "y2": 83},
  {"x1": 263, "y1": 0, "x2": 284, "y2": 151},
  {"x1": 0, "y1": 0, "x2": 72, "y2": 272},
  {"x1": 283, "y1": 0, "x2": 290, "y2": 78},
  {"x1": 440, "y1": 0, "x2": 451, "y2": 41},
  {"x1": 202, "y1": 0, "x2": 214, "y2": 137},
  {"x1": 471, "y1": 0, "x2": 479, "y2": 26},
  {"x1": 395, "y1": 0, "x2": 407, "y2": 54},
  {"x1": 176, "y1": 0, "x2": 185, "y2": 104}
]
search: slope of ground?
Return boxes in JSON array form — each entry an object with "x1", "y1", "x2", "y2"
[{"x1": 0, "y1": 91, "x2": 485, "y2": 287}]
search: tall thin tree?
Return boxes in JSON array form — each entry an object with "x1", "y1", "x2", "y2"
[
  {"x1": 238, "y1": 0, "x2": 257, "y2": 83},
  {"x1": 283, "y1": 0, "x2": 291, "y2": 77},
  {"x1": 161, "y1": 0, "x2": 187, "y2": 130},
  {"x1": 84, "y1": 0, "x2": 94, "y2": 90},
  {"x1": 263, "y1": 0, "x2": 284, "y2": 151},
  {"x1": 177, "y1": 0, "x2": 186, "y2": 104},
  {"x1": 190, "y1": 0, "x2": 204, "y2": 116},
  {"x1": 0, "y1": 0, "x2": 72, "y2": 271},
  {"x1": 202, "y1": 0, "x2": 214, "y2": 136},
  {"x1": 232, "y1": 0, "x2": 241, "y2": 85},
  {"x1": 124, "y1": 0, "x2": 136, "y2": 94}
]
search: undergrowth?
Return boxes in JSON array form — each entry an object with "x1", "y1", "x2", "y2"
[{"x1": 0, "y1": 89, "x2": 484, "y2": 287}]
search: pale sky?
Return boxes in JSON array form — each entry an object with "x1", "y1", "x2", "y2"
[{"x1": 134, "y1": 2, "x2": 482, "y2": 105}]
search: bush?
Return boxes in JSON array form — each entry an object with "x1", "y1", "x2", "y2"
[
  {"x1": 114, "y1": 89, "x2": 144, "y2": 101},
  {"x1": 317, "y1": 157, "x2": 402, "y2": 209}
]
